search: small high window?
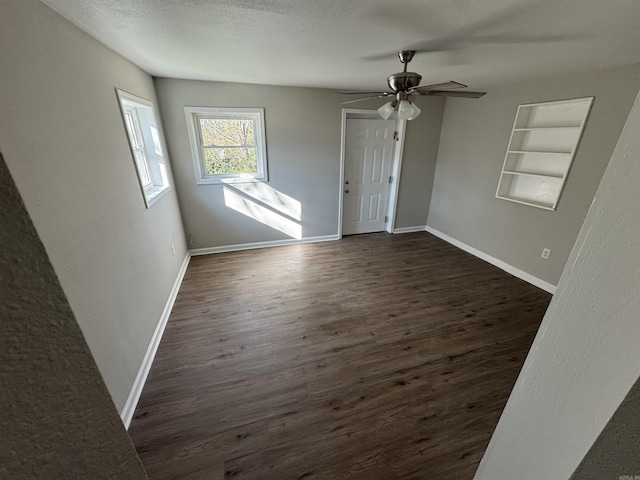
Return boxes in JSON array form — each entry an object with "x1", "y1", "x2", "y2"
[
  {"x1": 185, "y1": 107, "x2": 268, "y2": 184},
  {"x1": 116, "y1": 90, "x2": 171, "y2": 207}
]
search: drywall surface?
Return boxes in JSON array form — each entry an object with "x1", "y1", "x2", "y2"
[
  {"x1": 0, "y1": 151, "x2": 148, "y2": 479},
  {"x1": 0, "y1": 0, "x2": 187, "y2": 411},
  {"x1": 428, "y1": 64, "x2": 640, "y2": 285},
  {"x1": 391, "y1": 98, "x2": 445, "y2": 228},
  {"x1": 473, "y1": 86, "x2": 640, "y2": 479},
  {"x1": 570, "y1": 376, "x2": 640, "y2": 479},
  {"x1": 154, "y1": 78, "x2": 444, "y2": 248}
]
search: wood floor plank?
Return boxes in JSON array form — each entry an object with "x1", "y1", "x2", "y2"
[{"x1": 128, "y1": 232, "x2": 551, "y2": 479}]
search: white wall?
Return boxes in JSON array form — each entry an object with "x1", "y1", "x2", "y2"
[
  {"x1": 154, "y1": 78, "x2": 445, "y2": 249},
  {"x1": 474, "y1": 86, "x2": 640, "y2": 480},
  {"x1": 428, "y1": 65, "x2": 640, "y2": 286},
  {"x1": 0, "y1": 0, "x2": 187, "y2": 411}
]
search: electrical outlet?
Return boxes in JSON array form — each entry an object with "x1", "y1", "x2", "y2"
[
  {"x1": 171, "y1": 244, "x2": 176, "y2": 256},
  {"x1": 541, "y1": 248, "x2": 551, "y2": 260}
]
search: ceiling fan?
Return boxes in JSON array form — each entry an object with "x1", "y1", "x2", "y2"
[{"x1": 338, "y1": 50, "x2": 486, "y2": 121}]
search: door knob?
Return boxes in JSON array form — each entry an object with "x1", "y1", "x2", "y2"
[{"x1": 344, "y1": 189, "x2": 349, "y2": 193}]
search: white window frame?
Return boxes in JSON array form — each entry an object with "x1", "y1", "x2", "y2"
[
  {"x1": 184, "y1": 106, "x2": 268, "y2": 185},
  {"x1": 122, "y1": 106, "x2": 153, "y2": 188},
  {"x1": 116, "y1": 89, "x2": 171, "y2": 207}
]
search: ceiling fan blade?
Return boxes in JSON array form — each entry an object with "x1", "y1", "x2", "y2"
[
  {"x1": 341, "y1": 95, "x2": 387, "y2": 105},
  {"x1": 413, "y1": 81, "x2": 467, "y2": 93},
  {"x1": 336, "y1": 91, "x2": 391, "y2": 95},
  {"x1": 423, "y1": 90, "x2": 487, "y2": 98}
]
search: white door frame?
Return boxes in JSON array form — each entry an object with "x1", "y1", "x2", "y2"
[{"x1": 338, "y1": 108, "x2": 407, "y2": 238}]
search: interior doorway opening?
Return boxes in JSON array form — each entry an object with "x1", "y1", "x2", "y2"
[{"x1": 338, "y1": 109, "x2": 406, "y2": 237}]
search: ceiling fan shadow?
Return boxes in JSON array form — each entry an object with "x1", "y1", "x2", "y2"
[{"x1": 362, "y1": 0, "x2": 575, "y2": 63}]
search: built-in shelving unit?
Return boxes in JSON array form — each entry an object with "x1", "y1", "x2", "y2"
[{"x1": 496, "y1": 97, "x2": 593, "y2": 210}]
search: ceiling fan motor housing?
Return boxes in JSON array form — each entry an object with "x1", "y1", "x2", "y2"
[{"x1": 387, "y1": 72, "x2": 423, "y2": 92}]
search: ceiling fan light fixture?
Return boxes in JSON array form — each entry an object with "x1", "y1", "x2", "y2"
[
  {"x1": 397, "y1": 99, "x2": 421, "y2": 121},
  {"x1": 377, "y1": 101, "x2": 395, "y2": 120},
  {"x1": 407, "y1": 102, "x2": 421, "y2": 120}
]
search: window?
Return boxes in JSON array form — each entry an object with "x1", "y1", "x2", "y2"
[
  {"x1": 185, "y1": 107, "x2": 268, "y2": 184},
  {"x1": 116, "y1": 89, "x2": 171, "y2": 207}
]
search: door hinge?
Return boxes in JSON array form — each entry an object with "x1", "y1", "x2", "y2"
[
  {"x1": 388, "y1": 175, "x2": 393, "y2": 184},
  {"x1": 393, "y1": 131, "x2": 398, "y2": 141},
  {"x1": 385, "y1": 215, "x2": 389, "y2": 223}
]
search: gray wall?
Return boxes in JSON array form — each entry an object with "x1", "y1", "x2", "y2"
[
  {"x1": 570, "y1": 376, "x2": 640, "y2": 480},
  {"x1": 0, "y1": 151, "x2": 148, "y2": 479},
  {"x1": 428, "y1": 64, "x2": 640, "y2": 285},
  {"x1": 390, "y1": 98, "x2": 445, "y2": 229},
  {"x1": 474, "y1": 86, "x2": 640, "y2": 480},
  {"x1": 0, "y1": 0, "x2": 187, "y2": 411},
  {"x1": 155, "y1": 78, "x2": 444, "y2": 249}
]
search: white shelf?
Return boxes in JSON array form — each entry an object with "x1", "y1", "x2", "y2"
[
  {"x1": 496, "y1": 97, "x2": 593, "y2": 210},
  {"x1": 496, "y1": 194, "x2": 555, "y2": 210},
  {"x1": 508, "y1": 150, "x2": 572, "y2": 156},
  {"x1": 503, "y1": 170, "x2": 564, "y2": 179},
  {"x1": 513, "y1": 127, "x2": 582, "y2": 132}
]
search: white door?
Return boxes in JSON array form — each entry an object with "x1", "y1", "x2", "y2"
[{"x1": 342, "y1": 118, "x2": 395, "y2": 235}]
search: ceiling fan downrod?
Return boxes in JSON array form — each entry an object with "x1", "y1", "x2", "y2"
[
  {"x1": 398, "y1": 50, "x2": 416, "y2": 71},
  {"x1": 388, "y1": 51, "x2": 422, "y2": 92}
]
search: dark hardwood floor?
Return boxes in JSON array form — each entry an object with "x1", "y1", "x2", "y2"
[{"x1": 128, "y1": 232, "x2": 551, "y2": 479}]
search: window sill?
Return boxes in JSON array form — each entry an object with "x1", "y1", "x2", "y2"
[
  {"x1": 196, "y1": 175, "x2": 268, "y2": 186},
  {"x1": 144, "y1": 184, "x2": 171, "y2": 207}
]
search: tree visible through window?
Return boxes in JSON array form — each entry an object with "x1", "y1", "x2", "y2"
[
  {"x1": 185, "y1": 107, "x2": 268, "y2": 184},
  {"x1": 200, "y1": 118, "x2": 257, "y2": 175}
]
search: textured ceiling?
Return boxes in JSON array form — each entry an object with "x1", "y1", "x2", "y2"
[{"x1": 41, "y1": 0, "x2": 640, "y2": 92}]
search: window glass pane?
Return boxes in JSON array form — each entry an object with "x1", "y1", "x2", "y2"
[
  {"x1": 199, "y1": 118, "x2": 256, "y2": 147},
  {"x1": 134, "y1": 149, "x2": 152, "y2": 186},
  {"x1": 185, "y1": 106, "x2": 267, "y2": 184},
  {"x1": 203, "y1": 147, "x2": 258, "y2": 175},
  {"x1": 124, "y1": 111, "x2": 143, "y2": 148}
]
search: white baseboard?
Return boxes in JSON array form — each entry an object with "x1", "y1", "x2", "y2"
[
  {"x1": 190, "y1": 234, "x2": 340, "y2": 256},
  {"x1": 393, "y1": 225, "x2": 427, "y2": 234},
  {"x1": 120, "y1": 252, "x2": 191, "y2": 429},
  {"x1": 425, "y1": 226, "x2": 557, "y2": 294}
]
